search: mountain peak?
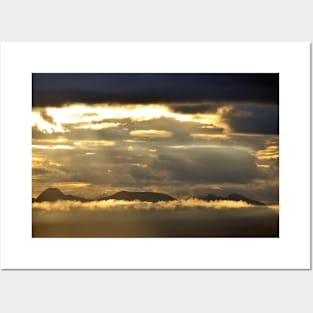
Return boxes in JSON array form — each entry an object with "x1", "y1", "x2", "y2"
[
  {"x1": 44, "y1": 187, "x2": 63, "y2": 194},
  {"x1": 101, "y1": 191, "x2": 175, "y2": 202},
  {"x1": 35, "y1": 188, "x2": 84, "y2": 202},
  {"x1": 201, "y1": 192, "x2": 264, "y2": 205},
  {"x1": 36, "y1": 188, "x2": 64, "y2": 202},
  {"x1": 226, "y1": 193, "x2": 264, "y2": 205},
  {"x1": 34, "y1": 188, "x2": 264, "y2": 205}
]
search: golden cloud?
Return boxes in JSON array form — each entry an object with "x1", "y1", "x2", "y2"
[
  {"x1": 33, "y1": 198, "x2": 258, "y2": 212},
  {"x1": 130, "y1": 130, "x2": 172, "y2": 138}
]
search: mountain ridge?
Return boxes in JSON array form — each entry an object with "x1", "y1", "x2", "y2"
[
  {"x1": 201, "y1": 192, "x2": 264, "y2": 205},
  {"x1": 33, "y1": 188, "x2": 264, "y2": 205}
]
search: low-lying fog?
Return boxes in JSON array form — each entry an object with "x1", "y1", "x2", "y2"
[{"x1": 32, "y1": 199, "x2": 279, "y2": 237}]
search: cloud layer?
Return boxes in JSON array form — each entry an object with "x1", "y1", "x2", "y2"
[{"x1": 32, "y1": 198, "x2": 261, "y2": 211}]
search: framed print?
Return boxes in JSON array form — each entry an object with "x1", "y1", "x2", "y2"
[{"x1": 0, "y1": 42, "x2": 311, "y2": 269}]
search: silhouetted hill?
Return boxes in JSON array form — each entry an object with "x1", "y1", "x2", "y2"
[
  {"x1": 100, "y1": 191, "x2": 175, "y2": 202},
  {"x1": 35, "y1": 188, "x2": 86, "y2": 202},
  {"x1": 201, "y1": 192, "x2": 264, "y2": 205},
  {"x1": 226, "y1": 193, "x2": 264, "y2": 205},
  {"x1": 202, "y1": 193, "x2": 225, "y2": 201},
  {"x1": 34, "y1": 188, "x2": 263, "y2": 205},
  {"x1": 35, "y1": 188, "x2": 175, "y2": 203}
]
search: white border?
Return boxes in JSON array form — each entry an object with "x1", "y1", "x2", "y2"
[{"x1": 0, "y1": 42, "x2": 311, "y2": 269}]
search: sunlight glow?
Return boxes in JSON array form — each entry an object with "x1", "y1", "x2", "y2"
[
  {"x1": 32, "y1": 144, "x2": 74, "y2": 150},
  {"x1": 32, "y1": 104, "x2": 223, "y2": 134},
  {"x1": 130, "y1": 130, "x2": 172, "y2": 138},
  {"x1": 73, "y1": 122, "x2": 121, "y2": 130},
  {"x1": 32, "y1": 112, "x2": 65, "y2": 133},
  {"x1": 257, "y1": 145, "x2": 279, "y2": 160},
  {"x1": 190, "y1": 133, "x2": 228, "y2": 139}
]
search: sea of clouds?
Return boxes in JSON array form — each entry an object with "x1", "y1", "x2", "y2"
[{"x1": 32, "y1": 198, "x2": 276, "y2": 212}]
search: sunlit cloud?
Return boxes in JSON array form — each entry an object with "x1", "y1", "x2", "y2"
[
  {"x1": 32, "y1": 139, "x2": 116, "y2": 150},
  {"x1": 77, "y1": 140, "x2": 116, "y2": 147},
  {"x1": 219, "y1": 103, "x2": 278, "y2": 134},
  {"x1": 33, "y1": 198, "x2": 266, "y2": 212},
  {"x1": 53, "y1": 182, "x2": 92, "y2": 189},
  {"x1": 73, "y1": 122, "x2": 121, "y2": 130},
  {"x1": 190, "y1": 133, "x2": 228, "y2": 139},
  {"x1": 32, "y1": 144, "x2": 74, "y2": 150},
  {"x1": 257, "y1": 164, "x2": 270, "y2": 168},
  {"x1": 32, "y1": 111, "x2": 66, "y2": 134},
  {"x1": 256, "y1": 145, "x2": 279, "y2": 160},
  {"x1": 32, "y1": 104, "x2": 224, "y2": 133},
  {"x1": 130, "y1": 130, "x2": 172, "y2": 138}
]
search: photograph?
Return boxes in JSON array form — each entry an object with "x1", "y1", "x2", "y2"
[{"x1": 32, "y1": 73, "x2": 279, "y2": 237}]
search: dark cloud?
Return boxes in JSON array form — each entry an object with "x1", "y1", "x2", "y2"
[
  {"x1": 65, "y1": 126, "x2": 129, "y2": 141},
  {"x1": 153, "y1": 147, "x2": 259, "y2": 184},
  {"x1": 33, "y1": 140, "x2": 261, "y2": 193},
  {"x1": 40, "y1": 110, "x2": 56, "y2": 125},
  {"x1": 229, "y1": 133, "x2": 278, "y2": 151},
  {"x1": 129, "y1": 166, "x2": 166, "y2": 184},
  {"x1": 32, "y1": 73, "x2": 279, "y2": 107},
  {"x1": 222, "y1": 104, "x2": 279, "y2": 134},
  {"x1": 171, "y1": 103, "x2": 221, "y2": 114}
]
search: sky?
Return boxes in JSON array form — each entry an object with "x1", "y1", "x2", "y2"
[{"x1": 32, "y1": 73, "x2": 279, "y2": 203}]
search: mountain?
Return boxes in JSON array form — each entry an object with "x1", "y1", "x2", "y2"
[
  {"x1": 100, "y1": 191, "x2": 175, "y2": 202},
  {"x1": 34, "y1": 188, "x2": 175, "y2": 203},
  {"x1": 34, "y1": 188, "x2": 263, "y2": 205},
  {"x1": 226, "y1": 193, "x2": 264, "y2": 205},
  {"x1": 35, "y1": 188, "x2": 86, "y2": 202},
  {"x1": 201, "y1": 192, "x2": 264, "y2": 205},
  {"x1": 202, "y1": 193, "x2": 225, "y2": 201}
]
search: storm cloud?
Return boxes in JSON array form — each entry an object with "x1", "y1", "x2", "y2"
[
  {"x1": 221, "y1": 103, "x2": 279, "y2": 134},
  {"x1": 33, "y1": 73, "x2": 279, "y2": 107},
  {"x1": 153, "y1": 146, "x2": 259, "y2": 184}
]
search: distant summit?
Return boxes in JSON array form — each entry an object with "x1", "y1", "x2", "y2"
[
  {"x1": 100, "y1": 191, "x2": 175, "y2": 202},
  {"x1": 202, "y1": 192, "x2": 264, "y2": 205},
  {"x1": 226, "y1": 193, "x2": 264, "y2": 205},
  {"x1": 35, "y1": 188, "x2": 85, "y2": 202},
  {"x1": 202, "y1": 193, "x2": 224, "y2": 201}
]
